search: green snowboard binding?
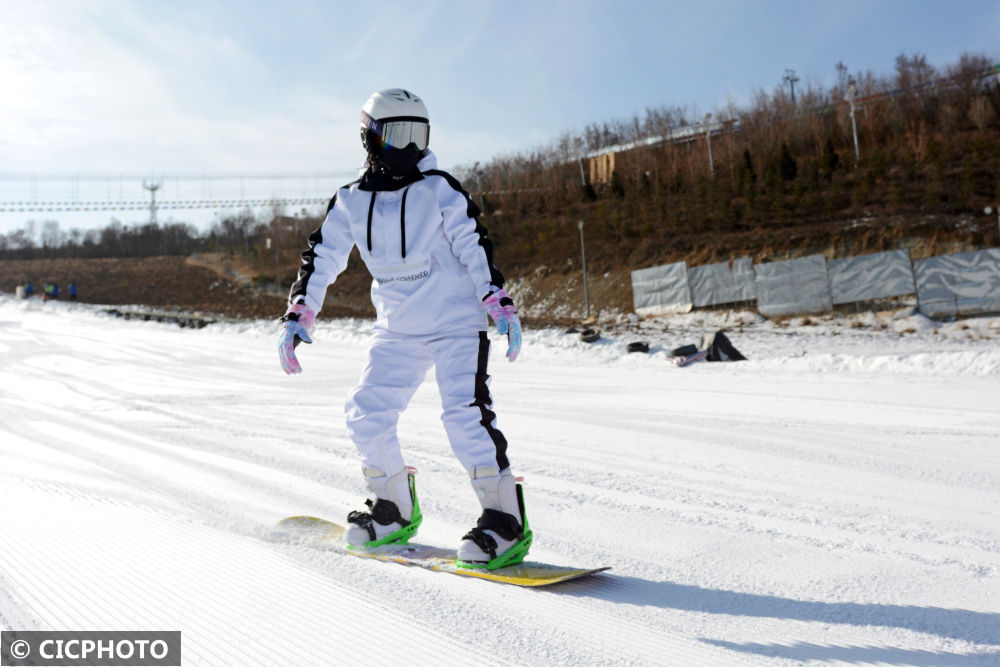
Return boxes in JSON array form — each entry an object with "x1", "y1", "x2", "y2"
[
  {"x1": 347, "y1": 469, "x2": 423, "y2": 548},
  {"x1": 457, "y1": 482, "x2": 533, "y2": 571}
]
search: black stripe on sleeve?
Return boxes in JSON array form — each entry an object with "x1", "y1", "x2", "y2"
[
  {"x1": 422, "y1": 169, "x2": 504, "y2": 289},
  {"x1": 292, "y1": 183, "x2": 359, "y2": 305},
  {"x1": 422, "y1": 169, "x2": 480, "y2": 218},
  {"x1": 289, "y1": 222, "x2": 325, "y2": 305}
]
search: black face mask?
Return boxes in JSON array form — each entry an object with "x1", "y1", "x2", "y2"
[{"x1": 362, "y1": 129, "x2": 425, "y2": 180}]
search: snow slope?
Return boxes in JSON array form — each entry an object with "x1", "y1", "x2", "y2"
[{"x1": 1, "y1": 295, "x2": 999, "y2": 666}]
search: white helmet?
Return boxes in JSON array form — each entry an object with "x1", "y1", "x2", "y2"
[{"x1": 361, "y1": 89, "x2": 430, "y2": 158}]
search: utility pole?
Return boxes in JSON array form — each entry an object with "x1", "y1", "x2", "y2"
[
  {"x1": 783, "y1": 69, "x2": 800, "y2": 105},
  {"x1": 275, "y1": 221, "x2": 282, "y2": 292},
  {"x1": 143, "y1": 179, "x2": 161, "y2": 224},
  {"x1": 243, "y1": 215, "x2": 251, "y2": 269},
  {"x1": 703, "y1": 113, "x2": 715, "y2": 176},
  {"x1": 985, "y1": 206, "x2": 1000, "y2": 243},
  {"x1": 578, "y1": 220, "x2": 590, "y2": 320},
  {"x1": 574, "y1": 137, "x2": 587, "y2": 187},
  {"x1": 473, "y1": 163, "x2": 486, "y2": 213},
  {"x1": 845, "y1": 79, "x2": 861, "y2": 165}
]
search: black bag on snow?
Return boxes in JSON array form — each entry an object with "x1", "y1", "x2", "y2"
[{"x1": 700, "y1": 331, "x2": 747, "y2": 362}]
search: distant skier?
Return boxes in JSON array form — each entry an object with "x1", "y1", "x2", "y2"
[
  {"x1": 69, "y1": 281, "x2": 78, "y2": 301},
  {"x1": 277, "y1": 89, "x2": 530, "y2": 569}
]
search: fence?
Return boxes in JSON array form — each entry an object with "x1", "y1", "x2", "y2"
[
  {"x1": 914, "y1": 249, "x2": 1000, "y2": 317},
  {"x1": 630, "y1": 247, "x2": 1000, "y2": 319},
  {"x1": 688, "y1": 257, "x2": 756, "y2": 307},
  {"x1": 755, "y1": 255, "x2": 832, "y2": 317},
  {"x1": 631, "y1": 262, "x2": 692, "y2": 315}
]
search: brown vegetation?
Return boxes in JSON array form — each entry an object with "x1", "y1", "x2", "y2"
[
  {"x1": 449, "y1": 52, "x2": 1000, "y2": 277},
  {"x1": 3, "y1": 52, "x2": 998, "y2": 323},
  {"x1": 0, "y1": 256, "x2": 368, "y2": 320}
]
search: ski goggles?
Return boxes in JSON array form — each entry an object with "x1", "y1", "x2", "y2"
[{"x1": 361, "y1": 111, "x2": 429, "y2": 151}]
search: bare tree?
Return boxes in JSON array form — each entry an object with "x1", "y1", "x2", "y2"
[
  {"x1": 894, "y1": 52, "x2": 935, "y2": 92},
  {"x1": 969, "y1": 96, "x2": 995, "y2": 131}
]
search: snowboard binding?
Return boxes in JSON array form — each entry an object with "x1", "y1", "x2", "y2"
[
  {"x1": 457, "y1": 483, "x2": 533, "y2": 571},
  {"x1": 347, "y1": 470, "x2": 423, "y2": 548}
]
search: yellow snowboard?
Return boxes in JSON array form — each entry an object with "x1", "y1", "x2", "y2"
[{"x1": 276, "y1": 515, "x2": 610, "y2": 587}]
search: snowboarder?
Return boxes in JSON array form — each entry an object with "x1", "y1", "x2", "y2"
[{"x1": 277, "y1": 89, "x2": 530, "y2": 569}]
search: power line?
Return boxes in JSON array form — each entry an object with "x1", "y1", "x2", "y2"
[
  {"x1": 0, "y1": 197, "x2": 328, "y2": 213},
  {"x1": 0, "y1": 171, "x2": 351, "y2": 182}
]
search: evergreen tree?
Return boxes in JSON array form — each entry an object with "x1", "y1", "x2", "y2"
[
  {"x1": 739, "y1": 148, "x2": 757, "y2": 189},
  {"x1": 779, "y1": 143, "x2": 798, "y2": 181},
  {"x1": 821, "y1": 139, "x2": 840, "y2": 178},
  {"x1": 740, "y1": 148, "x2": 758, "y2": 218},
  {"x1": 609, "y1": 170, "x2": 626, "y2": 198}
]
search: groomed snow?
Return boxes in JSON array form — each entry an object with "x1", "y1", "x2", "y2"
[{"x1": 1, "y1": 295, "x2": 998, "y2": 666}]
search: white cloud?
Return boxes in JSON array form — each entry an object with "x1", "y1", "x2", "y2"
[{"x1": 0, "y1": 1, "x2": 361, "y2": 174}]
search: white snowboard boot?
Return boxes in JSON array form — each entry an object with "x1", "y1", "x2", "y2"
[
  {"x1": 345, "y1": 466, "x2": 422, "y2": 547},
  {"x1": 457, "y1": 466, "x2": 532, "y2": 569}
]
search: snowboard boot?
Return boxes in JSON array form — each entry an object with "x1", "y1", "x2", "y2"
[
  {"x1": 456, "y1": 467, "x2": 533, "y2": 570},
  {"x1": 345, "y1": 466, "x2": 422, "y2": 548}
]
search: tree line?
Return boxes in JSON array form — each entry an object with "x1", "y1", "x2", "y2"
[
  {"x1": 453, "y1": 51, "x2": 1000, "y2": 271},
  {"x1": 3, "y1": 51, "x2": 998, "y2": 280},
  {"x1": 0, "y1": 210, "x2": 294, "y2": 263}
]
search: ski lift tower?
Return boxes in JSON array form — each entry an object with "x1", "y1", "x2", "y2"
[
  {"x1": 783, "y1": 69, "x2": 800, "y2": 105},
  {"x1": 143, "y1": 179, "x2": 162, "y2": 224}
]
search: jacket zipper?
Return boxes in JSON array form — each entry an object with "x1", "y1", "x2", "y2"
[
  {"x1": 366, "y1": 188, "x2": 410, "y2": 263},
  {"x1": 400, "y1": 188, "x2": 408, "y2": 262},
  {"x1": 366, "y1": 191, "x2": 376, "y2": 253}
]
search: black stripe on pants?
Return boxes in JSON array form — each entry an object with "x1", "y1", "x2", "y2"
[{"x1": 473, "y1": 331, "x2": 510, "y2": 471}]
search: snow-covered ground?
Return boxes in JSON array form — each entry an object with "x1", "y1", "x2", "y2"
[{"x1": 1, "y1": 294, "x2": 999, "y2": 666}]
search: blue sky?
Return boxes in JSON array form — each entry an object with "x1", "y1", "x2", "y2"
[{"x1": 0, "y1": 0, "x2": 998, "y2": 232}]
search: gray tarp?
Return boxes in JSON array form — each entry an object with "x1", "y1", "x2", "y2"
[
  {"x1": 688, "y1": 257, "x2": 757, "y2": 307},
  {"x1": 631, "y1": 261, "x2": 693, "y2": 315},
  {"x1": 828, "y1": 250, "x2": 915, "y2": 305},
  {"x1": 914, "y1": 248, "x2": 1000, "y2": 317},
  {"x1": 754, "y1": 254, "x2": 833, "y2": 317}
]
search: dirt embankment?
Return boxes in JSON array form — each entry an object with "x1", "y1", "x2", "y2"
[
  {"x1": 0, "y1": 253, "x2": 627, "y2": 325},
  {"x1": 0, "y1": 214, "x2": 988, "y2": 325},
  {"x1": 0, "y1": 256, "x2": 371, "y2": 321}
]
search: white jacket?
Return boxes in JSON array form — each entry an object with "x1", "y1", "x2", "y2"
[{"x1": 289, "y1": 151, "x2": 505, "y2": 336}]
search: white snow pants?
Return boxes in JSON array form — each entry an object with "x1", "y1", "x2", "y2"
[{"x1": 345, "y1": 330, "x2": 510, "y2": 476}]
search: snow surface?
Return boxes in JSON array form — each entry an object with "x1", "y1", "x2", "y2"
[{"x1": 1, "y1": 295, "x2": 999, "y2": 666}]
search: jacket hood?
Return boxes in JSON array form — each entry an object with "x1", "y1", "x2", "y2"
[
  {"x1": 359, "y1": 150, "x2": 441, "y2": 192},
  {"x1": 416, "y1": 150, "x2": 438, "y2": 171},
  {"x1": 357, "y1": 150, "x2": 439, "y2": 177}
]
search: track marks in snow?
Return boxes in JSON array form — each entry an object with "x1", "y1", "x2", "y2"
[
  {"x1": 0, "y1": 483, "x2": 483, "y2": 665},
  {"x1": 3, "y1": 300, "x2": 999, "y2": 665}
]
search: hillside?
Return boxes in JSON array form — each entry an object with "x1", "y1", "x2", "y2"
[
  {"x1": 448, "y1": 53, "x2": 1000, "y2": 277},
  {"x1": 4, "y1": 54, "x2": 999, "y2": 322},
  {"x1": 0, "y1": 208, "x2": 990, "y2": 325},
  {"x1": 0, "y1": 256, "x2": 361, "y2": 321}
]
